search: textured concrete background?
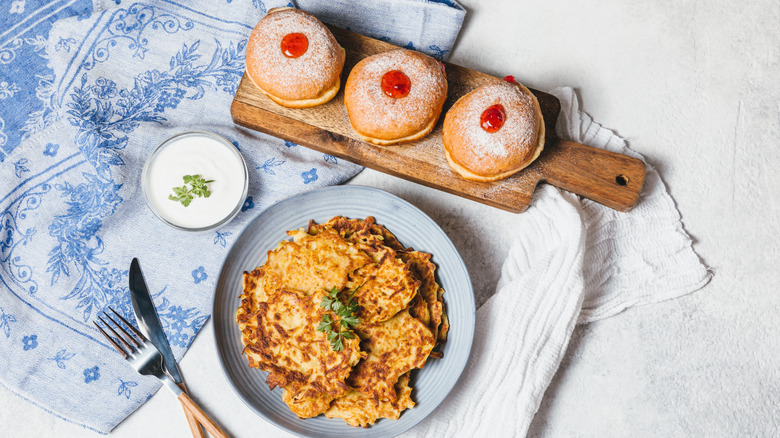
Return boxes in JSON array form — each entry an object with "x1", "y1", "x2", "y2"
[{"x1": 3, "y1": 0, "x2": 779, "y2": 436}]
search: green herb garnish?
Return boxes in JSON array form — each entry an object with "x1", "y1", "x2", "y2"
[
  {"x1": 316, "y1": 287, "x2": 360, "y2": 351},
  {"x1": 168, "y1": 174, "x2": 214, "y2": 207}
]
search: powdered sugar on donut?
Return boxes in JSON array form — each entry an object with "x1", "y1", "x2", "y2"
[
  {"x1": 246, "y1": 8, "x2": 344, "y2": 100},
  {"x1": 443, "y1": 81, "x2": 542, "y2": 176},
  {"x1": 344, "y1": 50, "x2": 448, "y2": 141}
]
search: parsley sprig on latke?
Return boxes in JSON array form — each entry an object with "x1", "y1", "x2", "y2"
[{"x1": 317, "y1": 287, "x2": 360, "y2": 351}]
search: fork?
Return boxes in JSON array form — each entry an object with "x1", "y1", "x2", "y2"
[{"x1": 94, "y1": 308, "x2": 229, "y2": 438}]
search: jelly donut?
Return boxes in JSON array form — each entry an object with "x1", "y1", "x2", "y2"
[
  {"x1": 344, "y1": 49, "x2": 448, "y2": 145},
  {"x1": 246, "y1": 8, "x2": 345, "y2": 108},
  {"x1": 442, "y1": 79, "x2": 545, "y2": 182}
]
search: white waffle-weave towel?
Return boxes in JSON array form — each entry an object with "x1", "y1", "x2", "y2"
[{"x1": 408, "y1": 87, "x2": 712, "y2": 437}]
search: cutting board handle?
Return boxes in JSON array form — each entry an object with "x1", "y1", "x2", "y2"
[{"x1": 539, "y1": 139, "x2": 646, "y2": 211}]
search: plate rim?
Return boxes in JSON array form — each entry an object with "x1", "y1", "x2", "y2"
[{"x1": 212, "y1": 185, "x2": 475, "y2": 437}]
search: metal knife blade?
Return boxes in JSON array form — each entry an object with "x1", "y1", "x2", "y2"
[{"x1": 129, "y1": 257, "x2": 183, "y2": 384}]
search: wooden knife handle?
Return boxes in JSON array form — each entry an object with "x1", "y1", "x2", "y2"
[
  {"x1": 539, "y1": 139, "x2": 646, "y2": 211},
  {"x1": 178, "y1": 392, "x2": 230, "y2": 438},
  {"x1": 177, "y1": 383, "x2": 205, "y2": 438}
]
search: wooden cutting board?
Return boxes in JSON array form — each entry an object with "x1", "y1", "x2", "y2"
[{"x1": 231, "y1": 26, "x2": 646, "y2": 213}]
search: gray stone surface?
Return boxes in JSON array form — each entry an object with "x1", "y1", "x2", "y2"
[{"x1": 2, "y1": 0, "x2": 778, "y2": 436}]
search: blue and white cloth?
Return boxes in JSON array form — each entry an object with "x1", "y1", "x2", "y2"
[{"x1": 0, "y1": 0, "x2": 464, "y2": 432}]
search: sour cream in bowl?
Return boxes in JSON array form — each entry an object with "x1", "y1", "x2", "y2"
[{"x1": 142, "y1": 131, "x2": 248, "y2": 231}]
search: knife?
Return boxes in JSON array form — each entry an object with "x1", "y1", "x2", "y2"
[
  {"x1": 129, "y1": 258, "x2": 205, "y2": 438},
  {"x1": 129, "y1": 258, "x2": 184, "y2": 384}
]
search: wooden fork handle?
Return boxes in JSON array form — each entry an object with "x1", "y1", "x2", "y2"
[
  {"x1": 178, "y1": 392, "x2": 230, "y2": 438},
  {"x1": 177, "y1": 383, "x2": 206, "y2": 438}
]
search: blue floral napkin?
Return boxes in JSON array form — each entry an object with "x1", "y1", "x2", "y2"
[{"x1": 0, "y1": 0, "x2": 464, "y2": 432}]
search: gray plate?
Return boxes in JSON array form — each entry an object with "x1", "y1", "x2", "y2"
[{"x1": 213, "y1": 185, "x2": 475, "y2": 437}]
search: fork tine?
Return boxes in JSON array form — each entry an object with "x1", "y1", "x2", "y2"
[
  {"x1": 94, "y1": 321, "x2": 129, "y2": 358},
  {"x1": 104, "y1": 312, "x2": 142, "y2": 348},
  {"x1": 109, "y1": 307, "x2": 147, "y2": 342},
  {"x1": 99, "y1": 315, "x2": 139, "y2": 354}
]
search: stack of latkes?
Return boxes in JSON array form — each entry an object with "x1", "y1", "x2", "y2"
[{"x1": 237, "y1": 216, "x2": 448, "y2": 427}]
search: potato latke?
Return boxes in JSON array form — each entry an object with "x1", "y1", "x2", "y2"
[{"x1": 237, "y1": 216, "x2": 447, "y2": 427}]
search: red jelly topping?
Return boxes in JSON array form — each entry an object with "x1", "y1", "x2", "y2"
[
  {"x1": 281, "y1": 33, "x2": 308, "y2": 58},
  {"x1": 480, "y1": 104, "x2": 506, "y2": 133},
  {"x1": 381, "y1": 70, "x2": 411, "y2": 98},
  {"x1": 503, "y1": 75, "x2": 517, "y2": 84}
]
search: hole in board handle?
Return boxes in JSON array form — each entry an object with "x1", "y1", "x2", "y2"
[{"x1": 615, "y1": 174, "x2": 629, "y2": 186}]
